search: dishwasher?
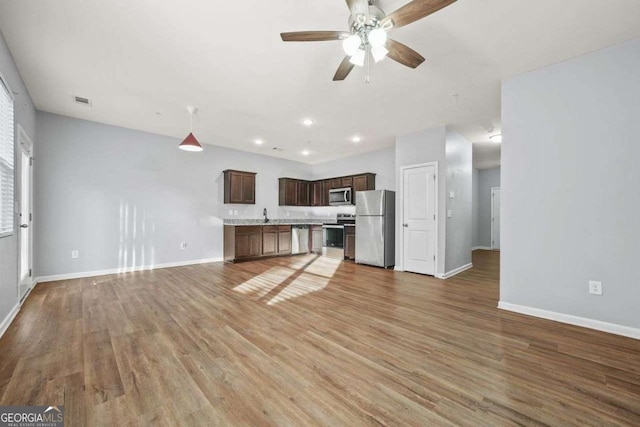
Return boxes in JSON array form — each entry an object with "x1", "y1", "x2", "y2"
[{"x1": 291, "y1": 225, "x2": 310, "y2": 254}]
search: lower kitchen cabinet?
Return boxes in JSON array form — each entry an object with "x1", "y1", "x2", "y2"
[
  {"x1": 278, "y1": 226, "x2": 292, "y2": 254},
  {"x1": 344, "y1": 226, "x2": 356, "y2": 260},
  {"x1": 262, "y1": 226, "x2": 278, "y2": 256},
  {"x1": 224, "y1": 225, "x2": 294, "y2": 262},
  {"x1": 226, "y1": 226, "x2": 262, "y2": 260}
]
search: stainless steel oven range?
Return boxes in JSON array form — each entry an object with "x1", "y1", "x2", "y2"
[{"x1": 322, "y1": 213, "x2": 355, "y2": 259}]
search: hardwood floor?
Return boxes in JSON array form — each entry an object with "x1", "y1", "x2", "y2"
[{"x1": 1, "y1": 250, "x2": 639, "y2": 426}]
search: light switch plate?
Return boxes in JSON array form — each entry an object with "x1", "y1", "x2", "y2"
[
  {"x1": 447, "y1": 210, "x2": 453, "y2": 218},
  {"x1": 71, "y1": 250, "x2": 79, "y2": 259},
  {"x1": 450, "y1": 191, "x2": 455, "y2": 199}
]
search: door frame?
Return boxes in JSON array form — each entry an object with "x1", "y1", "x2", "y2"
[
  {"x1": 17, "y1": 124, "x2": 34, "y2": 301},
  {"x1": 397, "y1": 161, "x2": 439, "y2": 275},
  {"x1": 491, "y1": 186, "x2": 500, "y2": 250}
]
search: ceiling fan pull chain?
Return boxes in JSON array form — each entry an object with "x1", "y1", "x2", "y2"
[{"x1": 365, "y1": 46, "x2": 371, "y2": 83}]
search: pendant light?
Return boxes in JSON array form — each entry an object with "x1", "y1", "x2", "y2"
[{"x1": 179, "y1": 106, "x2": 203, "y2": 152}]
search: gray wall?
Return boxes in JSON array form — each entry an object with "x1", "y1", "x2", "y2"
[
  {"x1": 395, "y1": 126, "x2": 447, "y2": 275},
  {"x1": 444, "y1": 129, "x2": 473, "y2": 272},
  {"x1": 476, "y1": 167, "x2": 501, "y2": 248},
  {"x1": 472, "y1": 168, "x2": 480, "y2": 248},
  {"x1": 501, "y1": 37, "x2": 640, "y2": 329},
  {"x1": 35, "y1": 112, "x2": 311, "y2": 278},
  {"x1": 0, "y1": 30, "x2": 36, "y2": 324}
]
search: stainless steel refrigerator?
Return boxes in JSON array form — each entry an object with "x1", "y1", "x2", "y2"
[{"x1": 355, "y1": 190, "x2": 395, "y2": 268}]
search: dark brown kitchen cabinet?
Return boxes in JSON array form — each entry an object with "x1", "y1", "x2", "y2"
[
  {"x1": 321, "y1": 180, "x2": 331, "y2": 206},
  {"x1": 279, "y1": 179, "x2": 310, "y2": 206},
  {"x1": 311, "y1": 181, "x2": 323, "y2": 207},
  {"x1": 224, "y1": 224, "x2": 294, "y2": 262},
  {"x1": 344, "y1": 226, "x2": 356, "y2": 260},
  {"x1": 278, "y1": 173, "x2": 375, "y2": 207},
  {"x1": 353, "y1": 173, "x2": 376, "y2": 193},
  {"x1": 297, "y1": 181, "x2": 310, "y2": 206},
  {"x1": 224, "y1": 170, "x2": 256, "y2": 204},
  {"x1": 225, "y1": 225, "x2": 262, "y2": 260},
  {"x1": 278, "y1": 225, "x2": 292, "y2": 254},
  {"x1": 262, "y1": 225, "x2": 278, "y2": 255}
]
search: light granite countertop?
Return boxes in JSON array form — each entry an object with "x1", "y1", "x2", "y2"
[{"x1": 223, "y1": 218, "x2": 329, "y2": 225}]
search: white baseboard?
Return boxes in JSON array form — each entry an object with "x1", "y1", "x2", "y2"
[
  {"x1": 437, "y1": 263, "x2": 473, "y2": 279},
  {"x1": 472, "y1": 246, "x2": 492, "y2": 251},
  {"x1": 498, "y1": 301, "x2": 640, "y2": 340},
  {"x1": 36, "y1": 257, "x2": 223, "y2": 284},
  {"x1": 394, "y1": 266, "x2": 404, "y2": 272},
  {"x1": 0, "y1": 303, "x2": 20, "y2": 340}
]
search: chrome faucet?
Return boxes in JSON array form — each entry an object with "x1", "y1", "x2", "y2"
[{"x1": 263, "y1": 208, "x2": 270, "y2": 223}]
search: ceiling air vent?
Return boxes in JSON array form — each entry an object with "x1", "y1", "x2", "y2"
[
  {"x1": 73, "y1": 96, "x2": 92, "y2": 106},
  {"x1": 272, "y1": 147, "x2": 284, "y2": 152}
]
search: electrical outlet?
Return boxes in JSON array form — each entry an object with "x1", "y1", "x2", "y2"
[
  {"x1": 71, "y1": 250, "x2": 79, "y2": 259},
  {"x1": 589, "y1": 281, "x2": 603, "y2": 296},
  {"x1": 228, "y1": 209, "x2": 233, "y2": 215},
  {"x1": 447, "y1": 210, "x2": 453, "y2": 218},
  {"x1": 233, "y1": 210, "x2": 239, "y2": 215},
  {"x1": 180, "y1": 242, "x2": 187, "y2": 250},
  {"x1": 450, "y1": 191, "x2": 455, "y2": 199}
]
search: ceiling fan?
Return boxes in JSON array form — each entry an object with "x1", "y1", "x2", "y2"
[{"x1": 280, "y1": 0, "x2": 457, "y2": 81}]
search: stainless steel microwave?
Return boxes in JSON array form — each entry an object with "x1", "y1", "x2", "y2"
[{"x1": 329, "y1": 187, "x2": 352, "y2": 206}]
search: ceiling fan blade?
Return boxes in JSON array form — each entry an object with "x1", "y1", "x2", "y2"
[
  {"x1": 280, "y1": 31, "x2": 349, "y2": 42},
  {"x1": 386, "y1": 39, "x2": 425, "y2": 68},
  {"x1": 333, "y1": 56, "x2": 355, "y2": 81},
  {"x1": 382, "y1": 0, "x2": 457, "y2": 29},
  {"x1": 345, "y1": 0, "x2": 368, "y2": 16}
]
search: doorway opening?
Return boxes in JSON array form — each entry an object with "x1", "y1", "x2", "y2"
[{"x1": 18, "y1": 125, "x2": 33, "y2": 302}]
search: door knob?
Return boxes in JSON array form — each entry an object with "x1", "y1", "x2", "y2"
[{"x1": 20, "y1": 224, "x2": 28, "y2": 229}]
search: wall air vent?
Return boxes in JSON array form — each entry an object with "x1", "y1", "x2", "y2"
[{"x1": 73, "y1": 96, "x2": 92, "y2": 106}]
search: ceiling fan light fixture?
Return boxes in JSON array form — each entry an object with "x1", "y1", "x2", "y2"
[
  {"x1": 350, "y1": 49, "x2": 366, "y2": 67},
  {"x1": 368, "y1": 28, "x2": 387, "y2": 48},
  {"x1": 371, "y1": 46, "x2": 389, "y2": 63},
  {"x1": 342, "y1": 34, "x2": 362, "y2": 56}
]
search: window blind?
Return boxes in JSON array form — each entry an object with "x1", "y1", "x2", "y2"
[{"x1": 0, "y1": 78, "x2": 14, "y2": 238}]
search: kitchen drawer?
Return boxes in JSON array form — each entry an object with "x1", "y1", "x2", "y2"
[
  {"x1": 277, "y1": 225, "x2": 292, "y2": 232},
  {"x1": 262, "y1": 225, "x2": 278, "y2": 232},
  {"x1": 235, "y1": 226, "x2": 262, "y2": 234}
]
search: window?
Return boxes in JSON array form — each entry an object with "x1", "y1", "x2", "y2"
[{"x1": 0, "y1": 77, "x2": 14, "y2": 238}]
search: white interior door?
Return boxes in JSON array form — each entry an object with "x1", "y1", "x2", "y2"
[
  {"x1": 402, "y1": 165, "x2": 436, "y2": 275},
  {"x1": 18, "y1": 128, "x2": 33, "y2": 300},
  {"x1": 491, "y1": 188, "x2": 501, "y2": 250}
]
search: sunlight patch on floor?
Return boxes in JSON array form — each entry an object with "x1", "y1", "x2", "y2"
[
  {"x1": 267, "y1": 273, "x2": 330, "y2": 306},
  {"x1": 233, "y1": 267, "x2": 297, "y2": 297},
  {"x1": 302, "y1": 257, "x2": 341, "y2": 278}
]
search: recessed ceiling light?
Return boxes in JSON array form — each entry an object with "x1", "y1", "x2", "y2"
[
  {"x1": 254, "y1": 139, "x2": 264, "y2": 145},
  {"x1": 302, "y1": 150, "x2": 310, "y2": 156},
  {"x1": 302, "y1": 119, "x2": 314, "y2": 126},
  {"x1": 352, "y1": 136, "x2": 361, "y2": 143},
  {"x1": 490, "y1": 134, "x2": 502, "y2": 143}
]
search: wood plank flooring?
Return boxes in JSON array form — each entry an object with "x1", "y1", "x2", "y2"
[{"x1": 1, "y1": 250, "x2": 640, "y2": 426}]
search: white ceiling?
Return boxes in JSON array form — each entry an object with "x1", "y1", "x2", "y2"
[{"x1": 1, "y1": 1, "x2": 640, "y2": 165}]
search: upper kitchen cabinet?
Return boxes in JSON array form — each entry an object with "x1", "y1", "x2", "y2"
[
  {"x1": 224, "y1": 170, "x2": 256, "y2": 204},
  {"x1": 353, "y1": 173, "x2": 376, "y2": 192},
  {"x1": 311, "y1": 181, "x2": 323, "y2": 207},
  {"x1": 279, "y1": 178, "x2": 309, "y2": 206}
]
